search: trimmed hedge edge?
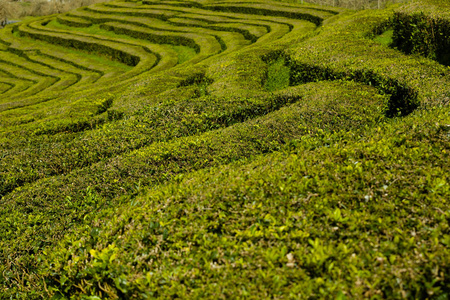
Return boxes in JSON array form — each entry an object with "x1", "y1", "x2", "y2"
[{"x1": 391, "y1": 11, "x2": 450, "y2": 66}]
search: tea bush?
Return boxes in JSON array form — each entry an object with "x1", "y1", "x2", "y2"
[{"x1": 0, "y1": 0, "x2": 449, "y2": 298}]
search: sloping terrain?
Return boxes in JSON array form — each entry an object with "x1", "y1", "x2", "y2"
[{"x1": 0, "y1": 0, "x2": 449, "y2": 298}]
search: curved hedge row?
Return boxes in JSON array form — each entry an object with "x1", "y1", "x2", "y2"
[
  {"x1": 0, "y1": 26, "x2": 114, "y2": 83},
  {"x1": 159, "y1": 1, "x2": 327, "y2": 25},
  {"x1": 1, "y1": 49, "x2": 81, "y2": 91},
  {"x1": 57, "y1": 14, "x2": 93, "y2": 28},
  {"x1": 391, "y1": 11, "x2": 450, "y2": 66},
  {"x1": 285, "y1": 7, "x2": 450, "y2": 114},
  {"x1": 0, "y1": 0, "x2": 326, "y2": 103},
  {"x1": 19, "y1": 21, "x2": 143, "y2": 67},
  {"x1": 1, "y1": 0, "x2": 449, "y2": 299}
]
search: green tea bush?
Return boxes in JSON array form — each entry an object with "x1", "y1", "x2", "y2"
[
  {"x1": 0, "y1": 0, "x2": 449, "y2": 298},
  {"x1": 284, "y1": 6, "x2": 450, "y2": 111},
  {"x1": 39, "y1": 104, "x2": 450, "y2": 299},
  {"x1": 391, "y1": 11, "x2": 450, "y2": 66},
  {"x1": 1, "y1": 81, "x2": 388, "y2": 298},
  {"x1": 57, "y1": 14, "x2": 93, "y2": 28},
  {"x1": 17, "y1": 21, "x2": 143, "y2": 66}
]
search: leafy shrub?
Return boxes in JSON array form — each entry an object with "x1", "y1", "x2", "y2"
[
  {"x1": 0, "y1": 0, "x2": 449, "y2": 298},
  {"x1": 391, "y1": 11, "x2": 450, "y2": 66}
]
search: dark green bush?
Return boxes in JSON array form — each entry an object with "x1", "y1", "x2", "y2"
[
  {"x1": 0, "y1": 0, "x2": 449, "y2": 298},
  {"x1": 392, "y1": 12, "x2": 450, "y2": 66},
  {"x1": 18, "y1": 21, "x2": 142, "y2": 66}
]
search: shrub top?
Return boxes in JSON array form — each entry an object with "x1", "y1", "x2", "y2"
[{"x1": 396, "y1": 0, "x2": 450, "y2": 19}]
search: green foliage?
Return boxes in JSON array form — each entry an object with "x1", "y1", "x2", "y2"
[
  {"x1": 0, "y1": 0, "x2": 449, "y2": 298},
  {"x1": 38, "y1": 105, "x2": 450, "y2": 299},
  {"x1": 373, "y1": 29, "x2": 393, "y2": 46},
  {"x1": 264, "y1": 57, "x2": 290, "y2": 91},
  {"x1": 391, "y1": 12, "x2": 450, "y2": 66},
  {"x1": 390, "y1": 0, "x2": 450, "y2": 66},
  {"x1": 57, "y1": 14, "x2": 93, "y2": 28},
  {"x1": 172, "y1": 45, "x2": 197, "y2": 64}
]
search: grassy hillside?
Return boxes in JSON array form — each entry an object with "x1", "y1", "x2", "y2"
[{"x1": 0, "y1": 0, "x2": 449, "y2": 298}]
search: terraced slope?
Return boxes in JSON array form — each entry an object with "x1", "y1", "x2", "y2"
[
  {"x1": 0, "y1": 0, "x2": 334, "y2": 131},
  {"x1": 0, "y1": 0, "x2": 449, "y2": 299}
]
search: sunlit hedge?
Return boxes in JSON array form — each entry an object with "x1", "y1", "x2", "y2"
[{"x1": 0, "y1": 0, "x2": 449, "y2": 298}]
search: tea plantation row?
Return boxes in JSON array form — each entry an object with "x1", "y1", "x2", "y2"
[{"x1": 0, "y1": 0, "x2": 449, "y2": 298}]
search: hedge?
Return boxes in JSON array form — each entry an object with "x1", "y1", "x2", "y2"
[
  {"x1": 391, "y1": 11, "x2": 450, "y2": 66},
  {"x1": 0, "y1": 0, "x2": 449, "y2": 298}
]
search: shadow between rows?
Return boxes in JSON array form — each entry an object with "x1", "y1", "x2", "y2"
[{"x1": 264, "y1": 52, "x2": 419, "y2": 117}]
